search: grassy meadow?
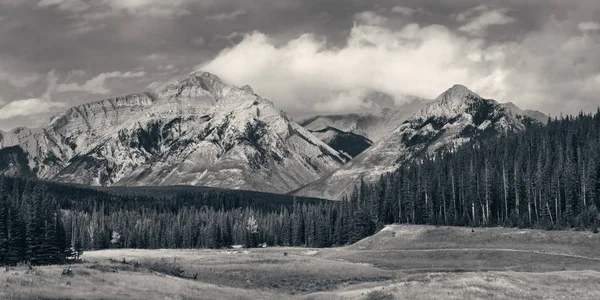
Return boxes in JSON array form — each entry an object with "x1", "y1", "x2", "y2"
[{"x1": 2, "y1": 225, "x2": 599, "y2": 299}]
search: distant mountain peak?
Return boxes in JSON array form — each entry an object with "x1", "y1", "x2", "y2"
[
  {"x1": 436, "y1": 84, "x2": 481, "y2": 105},
  {"x1": 295, "y1": 85, "x2": 543, "y2": 200}
]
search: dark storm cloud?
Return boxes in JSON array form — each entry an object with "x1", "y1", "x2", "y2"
[{"x1": 0, "y1": 0, "x2": 599, "y2": 129}]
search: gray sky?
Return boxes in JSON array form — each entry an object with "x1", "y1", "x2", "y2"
[{"x1": 0, "y1": 0, "x2": 599, "y2": 130}]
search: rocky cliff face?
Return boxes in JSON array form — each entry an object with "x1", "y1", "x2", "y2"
[
  {"x1": 308, "y1": 126, "x2": 373, "y2": 158},
  {"x1": 293, "y1": 85, "x2": 547, "y2": 200},
  {"x1": 0, "y1": 72, "x2": 347, "y2": 193}
]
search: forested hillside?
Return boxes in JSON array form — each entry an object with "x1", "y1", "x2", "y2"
[
  {"x1": 0, "y1": 177, "x2": 378, "y2": 265},
  {"x1": 0, "y1": 178, "x2": 72, "y2": 266},
  {"x1": 352, "y1": 111, "x2": 600, "y2": 231}
]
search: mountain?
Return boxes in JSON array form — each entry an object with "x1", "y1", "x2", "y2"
[
  {"x1": 502, "y1": 102, "x2": 549, "y2": 124},
  {"x1": 300, "y1": 101, "x2": 425, "y2": 142},
  {"x1": 308, "y1": 126, "x2": 373, "y2": 158},
  {"x1": 0, "y1": 72, "x2": 348, "y2": 193},
  {"x1": 293, "y1": 84, "x2": 547, "y2": 200}
]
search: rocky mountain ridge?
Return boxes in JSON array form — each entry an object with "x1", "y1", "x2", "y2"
[
  {"x1": 293, "y1": 84, "x2": 547, "y2": 200},
  {"x1": 0, "y1": 72, "x2": 348, "y2": 193}
]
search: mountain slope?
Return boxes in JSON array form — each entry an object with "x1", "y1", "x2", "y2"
[
  {"x1": 294, "y1": 85, "x2": 547, "y2": 200},
  {"x1": 308, "y1": 126, "x2": 373, "y2": 158},
  {"x1": 301, "y1": 101, "x2": 425, "y2": 142},
  {"x1": 0, "y1": 72, "x2": 348, "y2": 193}
]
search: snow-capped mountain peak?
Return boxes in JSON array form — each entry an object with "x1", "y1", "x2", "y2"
[{"x1": 413, "y1": 84, "x2": 483, "y2": 120}]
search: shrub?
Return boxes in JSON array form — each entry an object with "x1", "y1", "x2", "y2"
[{"x1": 365, "y1": 290, "x2": 395, "y2": 300}]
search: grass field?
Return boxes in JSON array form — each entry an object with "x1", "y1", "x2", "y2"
[{"x1": 2, "y1": 225, "x2": 599, "y2": 299}]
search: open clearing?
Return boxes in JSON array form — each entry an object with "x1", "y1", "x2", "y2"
[{"x1": 2, "y1": 225, "x2": 600, "y2": 299}]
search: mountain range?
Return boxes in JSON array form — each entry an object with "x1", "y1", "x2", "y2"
[
  {"x1": 293, "y1": 84, "x2": 547, "y2": 199},
  {"x1": 0, "y1": 72, "x2": 347, "y2": 193},
  {"x1": 0, "y1": 72, "x2": 546, "y2": 198}
]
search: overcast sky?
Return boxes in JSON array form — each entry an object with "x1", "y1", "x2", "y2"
[{"x1": 0, "y1": 0, "x2": 599, "y2": 130}]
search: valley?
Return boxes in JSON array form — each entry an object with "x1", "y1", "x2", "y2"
[{"x1": 2, "y1": 225, "x2": 599, "y2": 300}]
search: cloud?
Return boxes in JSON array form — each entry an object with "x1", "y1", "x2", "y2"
[
  {"x1": 391, "y1": 5, "x2": 415, "y2": 17},
  {"x1": 0, "y1": 70, "x2": 67, "y2": 120},
  {"x1": 199, "y1": 24, "x2": 500, "y2": 114},
  {"x1": 457, "y1": 5, "x2": 515, "y2": 36},
  {"x1": 35, "y1": 0, "x2": 194, "y2": 17},
  {"x1": 0, "y1": 71, "x2": 41, "y2": 88},
  {"x1": 103, "y1": 0, "x2": 193, "y2": 17},
  {"x1": 192, "y1": 36, "x2": 206, "y2": 46},
  {"x1": 204, "y1": 9, "x2": 246, "y2": 21},
  {"x1": 0, "y1": 98, "x2": 67, "y2": 120},
  {"x1": 55, "y1": 71, "x2": 146, "y2": 94},
  {"x1": 37, "y1": 0, "x2": 91, "y2": 13},
  {"x1": 199, "y1": 12, "x2": 600, "y2": 116},
  {"x1": 578, "y1": 22, "x2": 600, "y2": 32},
  {"x1": 354, "y1": 11, "x2": 388, "y2": 26}
]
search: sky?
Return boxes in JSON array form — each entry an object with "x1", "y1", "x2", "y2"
[{"x1": 0, "y1": 0, "x2": 599, "y2": 130}]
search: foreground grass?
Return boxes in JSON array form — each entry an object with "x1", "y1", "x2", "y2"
[
  {"x1": 309, "y1": 271, "x2": 600, "y2": 300},
  {"x1": 3, "y1": 225, "x2": 600, "y2": 299}
]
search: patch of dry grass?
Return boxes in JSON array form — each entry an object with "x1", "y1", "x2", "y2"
[
  {"x1": 0, "y1": 263, "x2": 284, "y2": 300},
  {"x1": 350, "y1": 225, "x2": 600, "y2": 258},
  {"x1": 84, "y1": 248, "x2": 395, "y2": 295},
  {"x1": 307, "y1": 271, "x2": 600, "y2": 300}
]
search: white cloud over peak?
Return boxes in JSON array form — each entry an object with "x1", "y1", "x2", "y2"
[
  {"x1": 200, "y1": 20, "x2": 506, "y2": 114},
  {"x1": 199, "y1": 10, "x2": 600, "y2": 116}
]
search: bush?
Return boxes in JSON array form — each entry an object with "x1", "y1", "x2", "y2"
[{"x1": 365, "y1": 290, "x2": 395, "y2": 300}]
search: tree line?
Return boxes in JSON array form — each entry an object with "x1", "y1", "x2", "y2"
[
  {"x1": 0, "y1": 178, "x2": 73, "y2": 266},
  {"x1": 352, "y1": 111, "x2": 600, "y2": 231},
  {"x1": 0, "y1": 176, "x2": 379, "y2": 265}
]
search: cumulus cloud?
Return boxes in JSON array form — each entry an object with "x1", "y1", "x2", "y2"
[
  {"x1": 200, "y1": 21, "x2": 503, "y2": 114},
  {"x1": 578, "y1": 21, "x2": 600, "y2": 32},
  {"x1": 55, "y1": 71, "x2": 146, "y2": 94},
  {"x1": 199, "y1": 10, "x2": 600, "y2": 116},
  {"x1": 457, "y1": 5, "x2": 515, "y2": 36}
]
